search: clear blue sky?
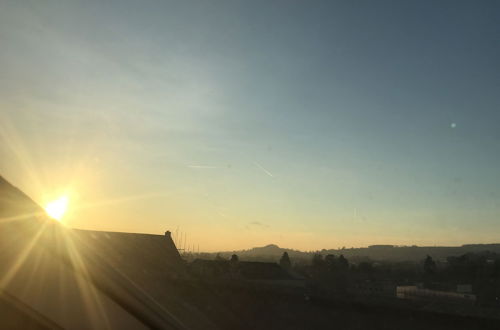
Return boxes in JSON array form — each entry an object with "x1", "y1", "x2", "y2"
[{"x1": 1, "y1": 0, "x2": 499, "y2": 250}]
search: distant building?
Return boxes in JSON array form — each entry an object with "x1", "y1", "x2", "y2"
[
  {"x1": 396, "y1": 286, "x2": 476, "y2": 304},
  {"x1": 351, "y1": 280, "x2": 397, "y2": 298},
  {"x1": 190, "y1": 259, "x2": 232, "y2": 278}
]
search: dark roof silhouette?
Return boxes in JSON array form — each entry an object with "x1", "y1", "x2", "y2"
[
  {"x1": 0, "y1": 175, "x2": 218, "y2": 329},
  {"x1": 72, "y1": 229, "x2": 185, "y2": 279},
  {"x1": 0, "y1": 175, "x2": 45, "y2": 221}
]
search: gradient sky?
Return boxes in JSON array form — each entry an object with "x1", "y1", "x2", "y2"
[{"x1": 1, "y1": 0, "x2": 499, "y2": 251}]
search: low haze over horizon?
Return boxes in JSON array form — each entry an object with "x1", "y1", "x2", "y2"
[{"x1": 1, "y1": 0, "x2": 499, "y2": 251}]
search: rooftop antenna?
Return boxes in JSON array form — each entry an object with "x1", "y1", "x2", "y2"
[
  {"x1": 178, "y1": 230, "x2": 184, "y2": 252},
  {"x1": 182, "y1": 232, "x2": 185, "y2": 252},
  {"x1": 183, "y1": 232, "x2": 187, "y2": 253}
]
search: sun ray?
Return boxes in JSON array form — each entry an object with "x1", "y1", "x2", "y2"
[
  {"x1": 61, "y1": 231, "x2": 111, "y2": 329},
  {"x1": 0, "y1": 222, "x2": 48, "y2": 288}
]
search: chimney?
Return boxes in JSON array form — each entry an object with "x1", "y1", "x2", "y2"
[{"x1": 165, "y1": 230, "x2": 172, "y2": 238}]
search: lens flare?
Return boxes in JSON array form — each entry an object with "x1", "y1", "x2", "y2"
[{"x1": 45, "y1": 196, "x2": 69, "y2": 221}]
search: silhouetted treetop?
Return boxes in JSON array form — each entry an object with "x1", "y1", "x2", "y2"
[
  {"x1": 279, "y1": 252, "x2": 291, "y2": 270},
  {"x1": 338, "y1": 254, "x2": 349, "y2": 270},
  {"x1": 424, "y1": 255, "x2": 437, "y2": 275}
]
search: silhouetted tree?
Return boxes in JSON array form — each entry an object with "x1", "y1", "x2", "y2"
[
  {"x1": 311, "y1": 253, "x2": 326, "y2": 280},
  {"x1": 312, "y1": 254, "x2": 324, "y2": 268},
  {"x1": 279, "y1": 252, "x2": 291, "y2": 270},
  {"x1": 424, "y1": 255, "x2": 437, "y2": 275},
  {"x1": 229, "y1": 254, "x2": 239, "y2": 277},
  {"x1": 338, "y1": 254, "x2": 349, "y2": 270},
  {"x1": 215, "y1": 253, "x2": 225, "y2": 261},
  {"x1": 324, "y1": 254, "x2": 336, "y2": 272}
]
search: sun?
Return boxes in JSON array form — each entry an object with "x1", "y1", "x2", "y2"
[{"x1": 45, "y1": 196, "x2": 69, "y2": 221}]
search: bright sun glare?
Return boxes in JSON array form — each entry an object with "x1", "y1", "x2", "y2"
[{"x1": 45, "y1": 196, "x2": 69, "y2": 221}]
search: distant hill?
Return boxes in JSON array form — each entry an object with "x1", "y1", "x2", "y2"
[
  {"x1": 206, "y1": 244, "x2": 307, "y2": 263},
  {"x1": 210, "y1": 243, "x2": 500, "y2": 263},
  {"x1": 243, "y1": 244, "x2": 290, "y2": 257}
]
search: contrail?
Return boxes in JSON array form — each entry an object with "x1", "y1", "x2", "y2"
[{"x1": 253, "y1": 161, "x2": 274, "y2": 177}]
